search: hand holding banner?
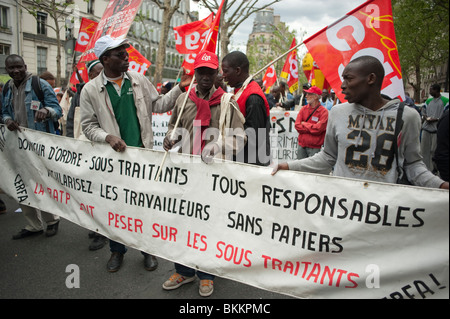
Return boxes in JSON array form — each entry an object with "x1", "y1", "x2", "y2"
[{"x1": 0, "y1": 127, "x2": 448, "y2": 299}]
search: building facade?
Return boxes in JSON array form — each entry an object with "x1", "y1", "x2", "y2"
[
  {"x1": 246, "y1": 8, "x2": 280, "y2": 62},
  {"x1": 0, "y1": 0, "x2": 191, "y2": 86}
]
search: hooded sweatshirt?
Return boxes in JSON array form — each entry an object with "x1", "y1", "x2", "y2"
[{"x1": 288, "y1": 99, "x2": 444, "y2": 188}]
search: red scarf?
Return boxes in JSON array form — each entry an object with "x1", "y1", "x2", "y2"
[
  {"x1": 234, "y1": 80, "x2": 270, "y2": 117},
  {"x1": 189, "y1": 87, "x2": 226, "y2": 155}
]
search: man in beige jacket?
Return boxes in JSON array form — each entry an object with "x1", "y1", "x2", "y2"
[{"x1": 80, "y1": 35, "x2": 192, "y2": 273}]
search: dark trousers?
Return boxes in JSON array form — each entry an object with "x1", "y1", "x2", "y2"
[
  {"x1": 110, "y1": 240, "x2": 148, "y2": 256},
  {"x1": 175, "y1": 263, "x2": 215, "y2": 280}
]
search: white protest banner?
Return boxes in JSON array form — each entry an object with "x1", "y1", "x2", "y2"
[
  {"x1": 269, "y1": 110, "x2": 299, "y2": 161},
  {"x1": 151, "y1": 110, "x2": 300, "y2": 161},
  {"x1": 152, "y1": 112, "x2": 172, "y2": 151},
  {"x1": 0, "y1": 125, "x2": 448, "y2": 299}
]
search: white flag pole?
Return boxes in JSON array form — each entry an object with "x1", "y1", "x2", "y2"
[{"x1": 154, "y1": 75, "x2": 196, "y2": 181}]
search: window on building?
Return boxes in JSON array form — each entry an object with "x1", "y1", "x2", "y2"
[
  {"x1": 37, "y1": 47, "x2": 48, "y2": 75},
  {"x1": 37, "y1": 12, "x2": 47, "y2": 35},
  {"x1": 1, "y1": 6, "x2": 9, "y2": 28},
  {"x1": 0, "y1": 43, "x2": 11, "y2": 55}
]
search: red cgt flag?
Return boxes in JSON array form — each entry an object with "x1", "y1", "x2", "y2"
[
  {"x1": 203, "y1": 0, "x2": 225, "y2": 54},
  {"x1": 262, "y1": 65, "x2": 277, "y2": 94},
  {"x1": 174, "y1": 0, "x2": 225, "y2": 74},
  {"x1": 74, "y1": 18, "x2": 98, "y2": 53},
  {"x1": 69, "y1": 61, "x2": 89, "y2": 86},
  {"x1": 126, "y1": 45, "x2": 151, "y2": 75},
  {"x1": 303, "y1": 0, "x2": 405, "y2": 102},
  {"x1": 174, "y1": 13, "x2": 214, "y2": 74},
  {"x1": 280, "y1": 38, "x2": 299, "y2": 93}
]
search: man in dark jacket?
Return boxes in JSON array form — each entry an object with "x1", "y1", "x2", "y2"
[{"x1": 221, "y1": 51, "x2": 271, "y2": 166}]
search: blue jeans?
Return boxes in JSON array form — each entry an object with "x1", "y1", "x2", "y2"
[
  {"x1": 175, "y1": 263, "x2": 215, "y2": 280},
  {"x1": 110, "y1": 240, "x2": 148, "y2": 256}
]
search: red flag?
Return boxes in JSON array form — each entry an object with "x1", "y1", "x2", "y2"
[
  {"x1": 175, "y1": 0, "x2": 225, "y2": 74},
  {"x1": 174, "y1": 13, "x2": 214, "y2": 74},
  {"x1": 80, "y1": 0, "x2": 144, "y2": 62},
  {"x1": 303, "y1": 0, "x2": 404, "y2": 102},
  {"x1": 69, "y1": 61, "x2": 89, "y2": 86},
  {"x1": 202, "y1": 0, "x2": 225, "y2": 53},
  {"x1": 126, "y1": 45, "x2": 151, "y2": 75},
  {"x1": 74, "y1": 18, "x2": 98, "y2": 53},
  {"x1": 262, "y1": 65, "x2": 277, "y2": 94},
  {"x1": 280, "y1": 38, "x2": 299, "y2": 93},
  {"x1": 174, "y1": 14, "x2": 214, "y2": 54}
]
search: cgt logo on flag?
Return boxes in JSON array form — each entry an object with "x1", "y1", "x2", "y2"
[
  {"x1": 262, "y1": 65, "x2": 277, "y2": 94},
  {"x1": 280, "y1": 38, "x2": 299, "y2": 94},
  {"x1": 304, "y1": 0, "x2": 405, "y2": 102}
]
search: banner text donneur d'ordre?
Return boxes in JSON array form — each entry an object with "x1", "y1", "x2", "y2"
[{"x1": 0, "y1": 124, "x2": 448, "y2": 299}]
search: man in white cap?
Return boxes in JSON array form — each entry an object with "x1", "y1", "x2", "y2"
[{"x1": 80, "y1": 35, "x2": 192, "y2": 273}]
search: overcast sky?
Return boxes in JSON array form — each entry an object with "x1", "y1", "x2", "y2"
[{"x1": 191, "y1": 0, "x2": 366, "y2": 53}]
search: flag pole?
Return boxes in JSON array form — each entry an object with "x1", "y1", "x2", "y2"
[
  {"x1": 154, "y1": 75, "x2": 196, "y2": 181},
  {"x1": 252, "y1": 41, "x2": 304, "y2": 79}
]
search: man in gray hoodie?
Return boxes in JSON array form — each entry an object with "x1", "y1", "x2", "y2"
[{"x1": 272, "y1": 56, "x2": 448, "y2": 190}]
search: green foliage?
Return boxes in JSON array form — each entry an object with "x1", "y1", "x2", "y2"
[{"x1": 393, "y1": 0, "x2": 449, "y2": 92}]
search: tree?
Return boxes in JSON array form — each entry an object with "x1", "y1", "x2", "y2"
[
  {"x1": 195, "y1": 0, "x2": 281, "y2": 57},
  {"x1": 393, "y1": 0, "x2": 449, "y2": 101},
  {"x1": 151, "y1": 0, "x2": 183, "y2": 86},
  {"x1": 19, "y1": 0, "x2": 81, "y2": 86}
]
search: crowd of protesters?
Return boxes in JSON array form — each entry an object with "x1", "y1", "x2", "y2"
[{"x1": 0, "y1": 35, "x2": 449, "y2": 298}]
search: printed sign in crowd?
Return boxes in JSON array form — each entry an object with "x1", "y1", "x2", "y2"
[
  {"x1": 0, "y1": 125, "x2": 448, "y2": 299},
  {"x1": 153, "y1": 110, "x2": 299, "y2": 162}
]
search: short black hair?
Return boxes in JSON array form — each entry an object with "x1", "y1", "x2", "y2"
[
  {"x1": 348, "y1": 56, "x2": 385, "y2": 89},
  {"x1": 222, "y1": 51, "x2": 249, "y2": 73},
  {"x1": 5, "y1": 54, "x2": 25, "y2": 66},
  {"x1": 431, "y1": 83, "x2": 441, "y2": 91}
]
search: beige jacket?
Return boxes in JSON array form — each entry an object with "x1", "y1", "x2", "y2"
[
  {"x1": 166, "y1": 86, "x2": 246, "y2": 159},
  {"x1": 80, "y1": 71, "x2": 183, "y2": 149}
]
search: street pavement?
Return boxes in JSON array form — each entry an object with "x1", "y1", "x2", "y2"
[{"x1": 0, "y1": 193, "x2": 293, "y2": 301}]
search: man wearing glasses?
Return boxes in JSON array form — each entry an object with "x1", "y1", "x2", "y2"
[{"x1": 80, "y1": 35, "x2": 192, "y2": 273}]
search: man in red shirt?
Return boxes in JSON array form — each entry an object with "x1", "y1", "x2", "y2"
[{"x1": 295, "y1": 86, "x2": 328, "y2": 159}]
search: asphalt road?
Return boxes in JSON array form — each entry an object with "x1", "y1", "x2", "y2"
[{"x1": 0, "y1": 193, "x2": 293, "y2": 303}]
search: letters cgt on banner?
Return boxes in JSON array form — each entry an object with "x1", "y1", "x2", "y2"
[
  {"x1": 304, "y1": 0, "x2": 405, "y2": 102},
  {"x1": 0, "y1": 126, "x2": 448, "y2": 299}
]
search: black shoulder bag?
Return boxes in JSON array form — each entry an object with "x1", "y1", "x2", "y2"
[{"x1": 394, "y1": 102, "x2": 412, "y2": 185}]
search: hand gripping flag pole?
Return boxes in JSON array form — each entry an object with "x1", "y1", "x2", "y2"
[{"x1": 154, "y1": 75, "x2": 196, "y2": 182}]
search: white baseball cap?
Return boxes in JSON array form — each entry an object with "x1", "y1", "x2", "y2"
[{"x1": 94, "y1": 35, "x2": 130, "y2": 58}]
